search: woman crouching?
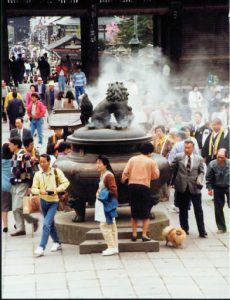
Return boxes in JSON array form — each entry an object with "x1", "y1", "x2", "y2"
[{"x1": 95, "y1": 155, "x2": 119, "y2": 256}]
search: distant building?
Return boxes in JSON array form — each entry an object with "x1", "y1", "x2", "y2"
[{"x1": 46, "y1": 35, "x2": 81, "y2": 61}]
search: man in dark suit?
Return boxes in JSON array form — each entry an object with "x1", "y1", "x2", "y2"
[
  {"x1": 6, "y1": 92, "x2": 25, "y2": 130},
  {"x1": 10, "y1": 118, "x2": 32, "y2": 145},
  {"x1": 171, "y1": 139, "x2": 207, "y2": 238},
  {"x1": 191, "y1": 112, "x2": 211, "y2": 151}
]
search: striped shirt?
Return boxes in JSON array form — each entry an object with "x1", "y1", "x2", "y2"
[{"x1": 73, "y1": 72, "x2": 87, "y2": 87}]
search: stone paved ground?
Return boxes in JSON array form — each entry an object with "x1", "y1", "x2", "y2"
[{"x1": 1, "y1": 84, "x2": 230, "y2": 299}]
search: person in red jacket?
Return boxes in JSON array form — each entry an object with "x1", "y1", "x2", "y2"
[
  {"x1": 56, "y1": 61, "x2": 68, "y2": 92},
  {"x1": 27, "y1": 93, "x2": 46, "y2": 147}
]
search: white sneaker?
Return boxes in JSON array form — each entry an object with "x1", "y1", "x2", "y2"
[
  {"x1": 50, "y1": 242, "x2": 62, "y2": 252},
  {"x1": 34, "y1": 246, "x2": 44, "y2": 257},
  {"x1": 102, "y1": 248, "x2": 118, "y2": 256}
]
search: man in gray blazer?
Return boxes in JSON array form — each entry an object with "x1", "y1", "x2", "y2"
[
  {"x1": 10, "y1": 118, "x2": 32, "y2": 145},
  {"x1": 171, "y1": 139, "x2": 207, "y2": 238}
]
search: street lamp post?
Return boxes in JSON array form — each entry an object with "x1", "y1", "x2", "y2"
[{"x1": 129, "y1": 15, "x2": 140, "y2": 53}]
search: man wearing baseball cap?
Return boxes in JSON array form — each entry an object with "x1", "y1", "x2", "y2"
[
  {"x1": 35, "y1": 77, "x2": 46, "y2": 104},
  {"x1": 45, "y1": 80, "x2": 58, "y2": 113}
]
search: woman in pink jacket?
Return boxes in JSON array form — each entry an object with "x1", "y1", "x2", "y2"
[{"x1": 25, "y1": 85, "x2": 37, "y2": 109}]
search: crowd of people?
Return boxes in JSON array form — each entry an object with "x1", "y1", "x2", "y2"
[
  {"x1": 2, "y1": 57, "x2": 92, "y2": 144},
  {"x1": 8, "y1": 53, "x2": 85, "y2": 90},
  {"x1": 1, "y1": 74, "x2": 229, "y2": 257}
]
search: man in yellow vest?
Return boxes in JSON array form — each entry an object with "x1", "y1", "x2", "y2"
[{"x1": 202, "y1": 118, "x2": 229, "y2": 165}]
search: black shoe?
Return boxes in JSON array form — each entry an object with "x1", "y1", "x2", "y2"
[
  {"x1": 199, "y1": 232, "x2": 208, "y2": 238},
  {"x1": 72, "y1": 215, "x2": 85, "y2": 223},
  {"x1": 142, "y1": 236, "x2": 151, "y2": 242},
  {"x1": 131, "y1": 235, "x2": 137, "y2": 242},
  {"x1": 10, "y1": 230, "x2": 26, "y2": 236},
  {"x1": 14, "y1": 224, "x2": 17, "y2": 229},
  {"x1": 3, "y1": 227, "x2": 8, "y2": 233}
]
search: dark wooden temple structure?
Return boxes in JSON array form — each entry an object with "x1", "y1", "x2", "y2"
[{"x1": 2, "y1": 0, "x2": 228, "y2": 83}]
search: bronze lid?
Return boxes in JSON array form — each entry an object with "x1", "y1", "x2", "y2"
[{"x1": 67, "y1": 125, "x2": 152, "y2": 146}]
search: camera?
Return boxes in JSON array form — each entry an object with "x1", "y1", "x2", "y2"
[
  {"x1": 17, "y1": 153, "x2": 23, "y2": 161},
  {"x1": 47, "y1": 190, "x2": 54, "y2": 195}
]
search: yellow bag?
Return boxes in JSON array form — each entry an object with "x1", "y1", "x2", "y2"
[{"x1": 23, "y1": 195, "x2": 41, "y2": 214}]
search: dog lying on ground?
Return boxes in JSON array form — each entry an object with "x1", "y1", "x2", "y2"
[{"x1": 162, "y1": 226, "x2": 186, "y2": 247}]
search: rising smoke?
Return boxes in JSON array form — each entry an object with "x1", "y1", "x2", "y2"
[{"x1": 86, "y1": 44, "x2": 181, "y2": 125}]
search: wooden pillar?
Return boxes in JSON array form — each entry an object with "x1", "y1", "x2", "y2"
[
  {"x1": 153, "y1": 15, "x2": 169, "y2": 56},
  {"x1": 80, "y1": 1, "x2": 98, "y2": 84},
  {"x1": 153, "y1": 15, "x2": 162, "y2": 47},
  {"x1": 2, "y1": 9, "x2": 10, "y2": 83},
  {"x1": 168, "y1": 1, "x2": 182, "y2": 64}
]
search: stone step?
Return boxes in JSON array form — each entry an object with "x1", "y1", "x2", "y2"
[
  {"x1": 85, "y1": 227, "x2": 143, "y2": 240},
  {"x1": 56, "y1": 209, "x2": 169, "y2": 245},
  {"x1": 79, "y1": 239, "x2": 159, "y2": 254}
]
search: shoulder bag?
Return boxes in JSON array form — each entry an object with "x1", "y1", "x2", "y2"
[{"x1": 54, "y1": 168, "x2": 69, "y2": 211}]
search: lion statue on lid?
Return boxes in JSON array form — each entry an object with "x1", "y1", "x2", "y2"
[{"x1": 88, "y1": 82, "x2": 134, "y2": 130}]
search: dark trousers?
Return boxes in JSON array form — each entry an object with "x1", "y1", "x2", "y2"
[
  {"x1": 174, "y1": 189, "x2": 179, "y2": 207},
  {"x1": 9, "y1": 119, "x2": 16, "y2": 130},
  {"x1": 177, "y1": 187, "x2": 206, "y2": 234},
  {"x1": 213, "y1": 187, "x2": 229, "y2": 231},
  {"x1": 12, "y1": 75, "x2": 19, "y2": 87},
  {"x1": 2, "y1": 98, "x2": 7, "y2": 121},
  {"x1": 174, "y1": 189, "x2": 191, "y2": 209}
]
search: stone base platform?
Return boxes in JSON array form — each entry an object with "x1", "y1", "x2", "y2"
[
  {"x1": 80, "y1": 237, "x2": 159, "y2": 254},
  {"x1": 55, "y1": 207, "x2": 169, "y2": 245}
]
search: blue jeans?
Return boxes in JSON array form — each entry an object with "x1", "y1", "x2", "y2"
[
  {"x1": 58, "y1": 75, "x2": 66, "y2": 92},
  {"x1": 40, "y1": 199, "x2": 60, "y2": 250},
  {"x1": 75, "y1": 86, "x2": 85, "y2": 106},
  {"x1": 30, "y1": 118, "x2": 43, "y2": 144}
]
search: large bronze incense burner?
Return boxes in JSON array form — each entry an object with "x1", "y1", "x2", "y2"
[{"x1": 54, "y1": 82, "x2": 170, "y2": 222}]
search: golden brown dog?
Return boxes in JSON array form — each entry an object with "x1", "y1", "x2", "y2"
[{"x1": 162, "y1": 226, "x2": 186, "y2": 247}]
